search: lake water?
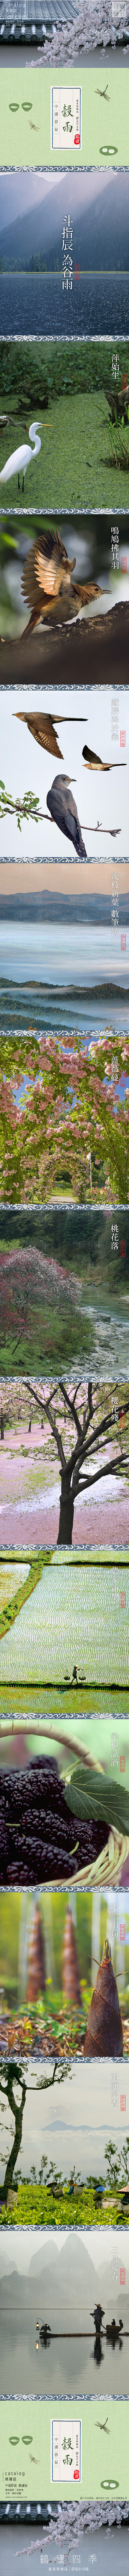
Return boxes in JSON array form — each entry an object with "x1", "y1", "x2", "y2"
[
  {"x1": 0, "y1": 271, "x2": 129, "y2": 337},
  {"x1": 0, "y1": 920, "x2": 128, "y2": 983},
  {"x1": 0, "y1": 2317, "x2": 128, "y2": 2397}
]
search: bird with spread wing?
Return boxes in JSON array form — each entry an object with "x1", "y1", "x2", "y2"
[
  {"x1": 21, "y1": 526, "x2": 101, "y2": 633},
  {"x1": 83, "y1": 722, "x2": 125, "y2": 785},
  {"x1": 16, "y1": 711, "x2": 63, "y2": 760},
  {"x1": 16, "y1": 709, "x2": 125, "y2": 778},
  {"x1": 83, "y1": 740, "x2": 122, "y2": 771}
]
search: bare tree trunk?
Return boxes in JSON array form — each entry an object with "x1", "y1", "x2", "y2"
[{"x1": 57, "y1": 1485, "x2": 74, "y2": 1546}]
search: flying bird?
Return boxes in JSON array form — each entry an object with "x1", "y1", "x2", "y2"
[
  {"x1": 83, "y1": 741, "x2": 124, "y2": 771},
  {"x1": 46, "y1": 773, "x2": 86, "y2": 857},
  {"x1": 0, "y1": 421, "x2": 41, "y2": 494},
  {"x1": 21, "y1": 527, "x2": 101, "y2": 635},
  {"x1": 15, "y1": 711, "x2": 63, "y2": 761},
  {"x1": 13, "y1": 713, "x2": 121, "y2": 847}
]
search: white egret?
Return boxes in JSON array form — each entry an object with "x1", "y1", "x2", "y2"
[{"x1": 0, "y1": 421, "x2": 41, "y2": 494}]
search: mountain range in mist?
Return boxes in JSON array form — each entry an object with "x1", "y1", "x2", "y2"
[{"x1": 0, "y1": 169, "x2": 129, "y2": 270}]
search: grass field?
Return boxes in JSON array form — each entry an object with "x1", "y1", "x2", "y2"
[{"x1": 1, "y1": 391, "x2": 129, "y2": 512}]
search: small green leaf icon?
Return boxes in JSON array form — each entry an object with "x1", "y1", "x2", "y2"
[
  {"x1": 9, "y1": 2437, "x2": 20, "y2": 2446},
  {"x1": 22, "y1": 102, "x2": 32, "y2": 111},
  {"x1": 9, "y1": 103, "x2": 19, "y2": 112}
]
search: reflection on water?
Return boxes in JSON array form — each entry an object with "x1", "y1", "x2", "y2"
[{"x1": 1, "y1": 2321, "x2": 129, "y2": 2398}]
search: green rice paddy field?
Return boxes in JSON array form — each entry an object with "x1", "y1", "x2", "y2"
[{"x1": 0, "y1": 1553, "x2": 129, "y2": 1689}]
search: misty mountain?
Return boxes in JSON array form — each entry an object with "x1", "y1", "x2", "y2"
[
  {"x1": 0, "y1": 170, "x2": 129, "y2": 270},
  {"x1": 0, "y1": 2234, "x2": 128, "y2": 2326}
]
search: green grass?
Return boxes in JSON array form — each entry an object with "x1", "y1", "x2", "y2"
[
  {"x1": 1, "y1": 391, "x2": 129, "y2": 511},
  {"x1": 0, "y1": 1685, "x2": 128, "y2": 1717},
  {"x1": 0, "y1": 1316, "x2": 93, "y2": 1375},
  {"x1": 0, "y1": 1549, "x2": 52, "y2": 1641}
]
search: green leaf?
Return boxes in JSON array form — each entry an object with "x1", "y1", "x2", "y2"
[{"x1": 64, "y1": 1764, "x2": 129, "y2": 1833}]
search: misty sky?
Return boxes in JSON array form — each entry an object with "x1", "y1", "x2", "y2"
[
  {"x1": 0, "y1": 2056, "x2": 128, "y2": 2188},
  {"x1": 0, "y1": 170, "x2": 129, "y2": 272}
]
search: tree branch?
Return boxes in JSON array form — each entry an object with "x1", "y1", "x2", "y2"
[
  {"x1": 41, "y1": 1396, "x2": 65, "y2": 1467},
  {"x1": 69, "y1": 1391, "x2": 129, "y2": 1484},
  {"x1": 58, "y1": 1377, "x2": 89, "y2": 1438},
  {"x1": 75, "y1": 1448, "x2": 123, "y2": 1495},
  {"x1": 25, "y1": 1376, "x2": 129, "y2": 1488},
  {"x1": 26, "y1": 1377, "x2": 65, "y2": 1464}
]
